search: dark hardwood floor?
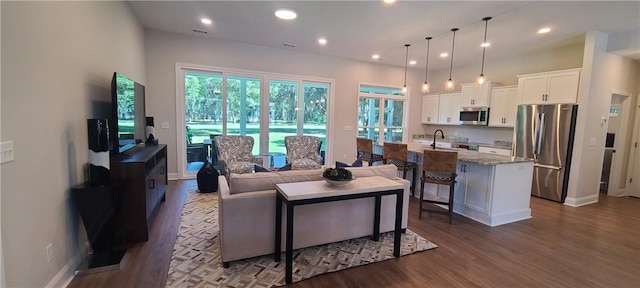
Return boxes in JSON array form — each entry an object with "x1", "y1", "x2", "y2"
[{"x1": 68, "y1": 179, "x2": 640, "y2": 288}]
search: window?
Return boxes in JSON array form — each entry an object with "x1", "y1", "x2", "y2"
[
  {"x1": 357, "y1": 84, "x2": 407, "y2": 143},
  {"x1": 177, "y1": 63, "x2": 333, "y2": 178}
]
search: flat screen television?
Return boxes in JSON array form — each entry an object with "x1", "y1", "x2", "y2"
[{"x1": 111, "y1": 72, "x2": 146, "y2": 154}]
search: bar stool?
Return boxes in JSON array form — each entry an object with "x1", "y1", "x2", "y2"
[
  {"x1": 356, "y1": 138, "x2": 385, "y2": 166},
  {"x1": 419, "y1": 149, "x2": 458, "y2": 224},
  {"x1": 383, "y1": 142, "x2": 418, "y2": 195}
]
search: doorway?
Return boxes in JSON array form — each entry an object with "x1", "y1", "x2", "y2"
[
  {"x1": 627, "y1": 102, "x2": 640, "y2": 197},
  {"x1": 601, "y1": 91, "x2": 632, "y2": 196}
]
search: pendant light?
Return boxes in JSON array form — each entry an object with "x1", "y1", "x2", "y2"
[
  {"x1": 445, "y1": 28, "x2": 458, "y2": 91},
  {"x1": 421, "y1": 37, "x2": 433, "y2": 93},
  {"x1": 402, "y1": 44, "x2": 410, "y2": 93},
  {"x1": 478, "y1": 17, "x2": 492, "y2": 85}
]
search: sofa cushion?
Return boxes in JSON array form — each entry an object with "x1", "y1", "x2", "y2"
[
  {"x1": 228, "y1": 164, "x2": 399, "y2": 194},
  {"x1": 229, "y1": 169, "x2": 324, "y2": 194},
  {"x1": 346, "y1": 164, "x2": 397, "y2": 180}
]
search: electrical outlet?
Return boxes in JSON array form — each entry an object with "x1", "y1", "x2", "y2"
[
  {"x1": 46, "y1": 243, "x2": 53, "y2": 263},
  {"x1": 1, "y1": 141, "x2": 15, "y2": 164},
  {"x1": 343, "y1": 154, "x2": 346, "y2": 159}
]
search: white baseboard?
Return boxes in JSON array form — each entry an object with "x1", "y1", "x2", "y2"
[
  {"x1": 46, "y1": 254, "x2": 81, "y2": 288},
  {"x1": 168, "y1": 172, "x2": 178, "y2": 180},
  {"x1": 564, "y1": 193, "x2": 599, "y2": 207}
]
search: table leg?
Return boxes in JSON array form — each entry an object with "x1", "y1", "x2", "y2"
[
  {"x1": 373, "y1": 195, "x2": 381, "y2": 241},
  {"x1": 285, "y1": 203, "x2": 294, "y2": 285},
  {"x1": 274, "y1": 193, "x2": 282, "y2": 262},
  {"x1": 394, "y1": 189, "x2": 403, "y2": 258}
]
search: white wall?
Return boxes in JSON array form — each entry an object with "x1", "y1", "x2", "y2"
[
  {"x1": 1, "y1": 2, "x2": 145, "y2": 286},
  {"x1": 144, "y1": 29, "x2": 410, "y2": 175},
  {"x1": 566, "y1": 31, "x2": 639, "y2": 206}
]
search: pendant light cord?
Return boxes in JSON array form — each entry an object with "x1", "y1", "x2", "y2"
[
  {"x1": 449, "y1": 28, "x2": 458, "y2": 79},
  {"x1": 404, "y1": 44, "x2": 410, "y2": 87},
  {"x1": 480, "y1": 17, "x2": 491, "y2": 75},
  {"x1": 424, "y1": 37, "x2": 431, "y2": 82}
]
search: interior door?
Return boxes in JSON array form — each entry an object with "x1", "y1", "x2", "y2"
[{"x1": 628, "y1": 104, "x2": 640, "y2": 197}]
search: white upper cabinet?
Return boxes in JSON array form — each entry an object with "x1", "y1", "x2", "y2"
[
  {"x1": 489, "y1": 86, "x2": 518, "y2": 127},
  {"x1": 461, "y1": 82, "x2": 495, "y2": 107},
  {"x1": 421, "y1": 94, "x2": 440, "y2": 124},
  {"x1": 517, "y1": 69, "x2": 580, "y2": 104},
  {"x1": 438, "y1": 92, "x2": 463, "y2": 125}
]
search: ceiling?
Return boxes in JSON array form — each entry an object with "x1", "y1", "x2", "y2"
[{"x1": 127, "y1": 1, "x2": 640, "y2": 71}]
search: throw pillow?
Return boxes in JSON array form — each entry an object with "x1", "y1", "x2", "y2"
[
  {"x1": 254, "y1": 165, "x2": 271, "y2": 173},
  {"x1": 335, "y1": 158, "x2": 363, "y2": 168},
  {"x1": 276, "y1": 163, "x2": 292, "y2": 171}
]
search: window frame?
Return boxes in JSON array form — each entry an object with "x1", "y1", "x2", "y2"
[{"x1": 357, "y1": 83, "x2": 409, "y2": 144}]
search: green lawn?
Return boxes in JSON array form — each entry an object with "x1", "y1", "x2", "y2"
[{"x1": 186, "y1": 121, "x2": 326, "y2": 154}]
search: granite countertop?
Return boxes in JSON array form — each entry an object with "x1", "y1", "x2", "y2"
[{"x1": 374, "y1": 142, "x2": 532, "y2": 166}]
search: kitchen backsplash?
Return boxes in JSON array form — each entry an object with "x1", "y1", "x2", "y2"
[{"x1": 417, "y1": 125, "x2": 514, "y2": 147}]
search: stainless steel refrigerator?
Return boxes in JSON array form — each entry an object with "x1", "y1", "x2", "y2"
[{"x1": 514, "y1": 104, "x2": 578, "y2": 202}]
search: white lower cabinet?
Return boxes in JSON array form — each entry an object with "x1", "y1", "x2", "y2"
[
  {"x1": 455, "y1": 162, "x2": 492, "y2": 214},
  {"x1": 452, "y1": 161, "x2": 534, "y2": 226}
]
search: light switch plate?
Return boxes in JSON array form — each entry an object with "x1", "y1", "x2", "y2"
[
  {"x1": 1, "y1": 141, "x2": 15, "y2": 164},
  {"x1": 161, "y1": 122, "x2": 169, "y2": 129},
  {"x1": 343, "y1": 125, "x2": 352, "y2": 131}
]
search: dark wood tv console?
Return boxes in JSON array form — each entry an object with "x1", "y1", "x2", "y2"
[{"x1": 110, "y1": 144, "x2": 168, "y2": 243}]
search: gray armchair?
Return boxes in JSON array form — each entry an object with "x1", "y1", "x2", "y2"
[
  {"x1": 214, "y1": 135, "x2": 262, "y2": 176},
  {"x1": 284, "y1": 135, "x2": 323, "y2": 170}
]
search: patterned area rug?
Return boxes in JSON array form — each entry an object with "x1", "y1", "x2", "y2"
[{"x1": 166, "y1": 186, "x2": 437, "y2": 287}]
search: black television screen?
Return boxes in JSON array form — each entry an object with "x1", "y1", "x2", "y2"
[{"x1": 111, "y1": 72, "x2": 146, "y2": 154}]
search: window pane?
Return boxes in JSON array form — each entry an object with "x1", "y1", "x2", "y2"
[
  {"x1": 383, "y1": 99, "x2": 404, "y2": 127},
  {"x1": 303, "y1": 82, "x2": 327, "y2": 152},
  {"x1": 185, "y1": 72, "x2": 223, "y2": 172},
  {"x1": 358, "y1": 127, "x2": 380, "y2": 143},
  {"x1": 384, "y1": 128, "x2": 403, "y2": 143},
  {"x1": 269, "y1": 80, "x2": 298, "y2": 154},
  {"x1": 358, "y1": 97, "x2": 380, "y2": 127},
  {"x1": 227, "y1": 76, "x2": 261, "y2": 155}
]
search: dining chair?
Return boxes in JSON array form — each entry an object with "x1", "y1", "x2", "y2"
[
  {"x1": 356, "y1": 138, "x2": 384, "y2": 166},
  {"x1": 383, "y1": 142, "x2": 418, "y2": 196},
  {"x1": 419, "y1": 149, "x2": 458, "y2": 224}
]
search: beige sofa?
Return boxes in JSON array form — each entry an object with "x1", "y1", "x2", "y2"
[{"x1": 217, "y1": 164, "x2": 410, "y2": 265}]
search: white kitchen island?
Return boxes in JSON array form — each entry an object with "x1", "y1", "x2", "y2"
[{"x1": 374, "y1": 143, "x2": 534, "y2": 227}]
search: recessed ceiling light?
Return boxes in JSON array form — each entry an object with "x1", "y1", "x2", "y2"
[
  {"x1": 383, "y1": 0, "x2": 396, "y2": 3},
  {"x1": 481, "y1": 42, "x2": 490, "y2": 47},
  {"x1": 440, "y1": 52, "x2": 448, "y2": 58},
  {"x1": 372, "y1": 54, "x2": 380, "y2": 59},
  {"x1": 538, "y1": 27, "x2": 551, "y2": 34},
  {"x1": 409, "y1": 60, "x2": 417, "y2": 65},
  {"x1": 318, "y1": 38, "x2": 327, "y2": 45},
  {"x1": 275, "y1": 9, "x2": 297, "y2": 20},
  {"x1": 201, "y1": 18, "x2": 212, "y2": 25}
]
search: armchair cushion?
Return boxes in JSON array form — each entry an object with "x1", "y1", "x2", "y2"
[
  {"x1": 291, "y1": 158, "x2": 321, "y2": 170},
  {"x1": 285, "y1": 135, "x2": 323, "y2": 169},
  {"x1": 215, "y1": 135, "x2": 261, "y2": 175}
]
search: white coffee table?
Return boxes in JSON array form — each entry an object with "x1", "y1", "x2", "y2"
[{"x1": 274, "y1": 176, "x2": 404, "y2": 284}]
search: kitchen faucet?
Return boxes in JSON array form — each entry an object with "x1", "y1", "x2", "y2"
[{"x1": 432, "y1": 129, "x2": 445, "y2": 149}]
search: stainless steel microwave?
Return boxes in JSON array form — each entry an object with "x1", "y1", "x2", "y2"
[{"x1": 459, "y1": 107, "x2": 489, "y2": 125}]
